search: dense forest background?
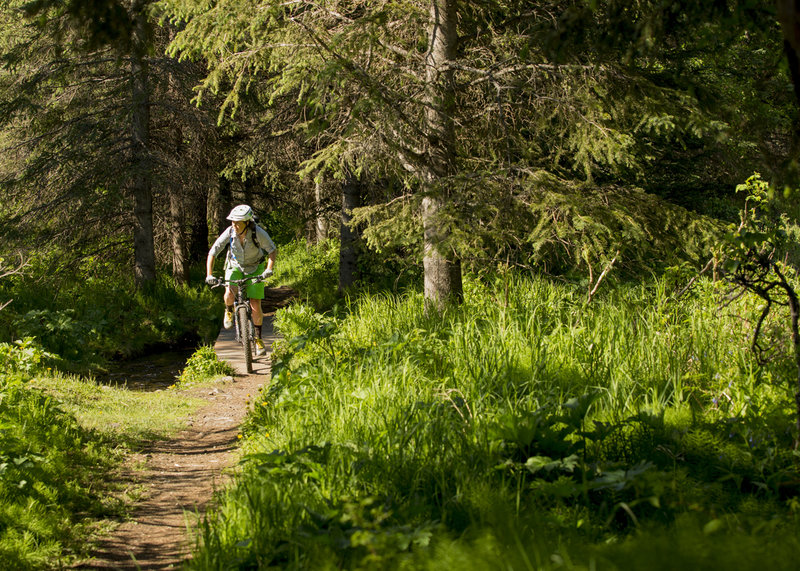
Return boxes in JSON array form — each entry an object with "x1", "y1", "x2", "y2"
[
  {"x1": 3, "y1": 0, "x2": 799, "y2": 298},
  {"x1": 6, "y1": 1, "x2": 800, "y2": 569}
]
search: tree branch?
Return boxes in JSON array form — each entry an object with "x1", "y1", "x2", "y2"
[{"x1": 587, "y1": 250, "x2": 619, "y2": 303}]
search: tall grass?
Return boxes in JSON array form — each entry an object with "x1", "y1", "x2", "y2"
[
  {"x1": 0, "y1": 332, "x2": 234, "y2": 568},
  {"x1": 274, "y1": 240, "x2": 340, "y2": 310},
  {"x1": 190, "y1": 267, "x2": 800, "y2": 569}
]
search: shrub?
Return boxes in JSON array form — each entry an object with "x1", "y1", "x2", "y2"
[
  {"x1": 2, "y1": 258, "x2": 220, "y2": 371},
  {"x1": 176, "y1": 345, "x2": 236, "y2": 387},
  {"x1": 0, "y1": 338, "x2": 50, "y2": 377},
  {"x1": 277, "y1": 240, "x2": 340, "y2": 310}
]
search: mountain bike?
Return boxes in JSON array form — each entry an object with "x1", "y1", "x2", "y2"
[{"x1": 210, "y1": 275, "x2": 265, "y2": 373}]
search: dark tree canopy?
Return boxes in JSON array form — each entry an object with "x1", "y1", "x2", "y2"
[{"x1": 0, "y1": 0, "x2": 797, "y2": 291}]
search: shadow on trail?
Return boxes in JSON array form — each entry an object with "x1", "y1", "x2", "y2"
[{"x1": 261, "y1": 285, "x2": 298, "y2": 315}]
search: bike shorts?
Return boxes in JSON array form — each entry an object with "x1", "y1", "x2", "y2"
[{"x1": 225, "y1": 263, "x2": 266, "y2": 300}]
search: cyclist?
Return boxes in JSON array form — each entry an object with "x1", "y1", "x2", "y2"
[{"x1": 205, "y1": 205, "x2": 277, "y2": 356}]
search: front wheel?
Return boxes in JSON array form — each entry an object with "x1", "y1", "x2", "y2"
[{"x1": 237, "y1": 305, "x2": 253, "y2": 373}]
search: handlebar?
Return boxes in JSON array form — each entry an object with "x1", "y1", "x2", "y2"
[{"x1": 208, "y1": 275, "x2": 265, "y2": 288}]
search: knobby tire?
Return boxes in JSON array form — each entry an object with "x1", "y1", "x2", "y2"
[{"x1": 237, "y1": 305, "x2": 253, "y2": 373}]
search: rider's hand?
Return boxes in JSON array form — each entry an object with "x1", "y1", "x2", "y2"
[
  {"x1": 260, "y1": 268, "x2": 273, "y2": 280},
  {"x1": 205, "y1": 275, "x2": 217, "y2": 286}
]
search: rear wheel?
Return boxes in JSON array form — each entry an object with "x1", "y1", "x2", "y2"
[{"x1": 237, "y1": 306, "x2": 253, "y2": 373}]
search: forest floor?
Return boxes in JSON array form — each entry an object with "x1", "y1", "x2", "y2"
[{"x1": 82, "y1": 286, "x2": 296, "y2": 570}]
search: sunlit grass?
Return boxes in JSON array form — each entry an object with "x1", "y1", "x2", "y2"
[
  {"x1": 0, "y1": 258, "x2": 239, "y2": 568},
  {"x1": 31, "y1": 372, "x2": 207, "y2": 443},
  {"x1": 190, "y1": 263, "x2": 800, "y2": 569},
  {"x1": 175, "y1": 344, "x2": 236, "y2": 388},
  {"x1": 0, "y1": 371, "x2": 120, "y2": 568}
]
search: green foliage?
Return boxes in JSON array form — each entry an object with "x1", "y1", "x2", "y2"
[
  {"x1": 596, "y1": 512, "x2": 800, "y2": 571},
  {"x1": 715, "y1": 172, "x2": 800, "y2": 443},
  {"x1": 515, "y1": 177, "x2": 724, "y2": 276},
  {"x1": 157, "y1": 0, "x2": 790, "y2": 290},
  {"x1": 191, "y1": 273, "x2": 800, "y2": 569},
  {"x1": 0, "y1": 337, "x2": 212, "y2": 568},
  {"x1": 38, "y1": 369, "x2": 207, "y2": 448},
  {"x1": 0, "y1": 0, "x2": 216, "y2": 288},
  {"x1": 0, "y1": 367, "x2": 118, "y2": 568},
  {"x1": 0, "y1": 339, "x2": 50, "y2": 377},
  {"x1": 276, "y1": 240, "x2": 340, "y2": 311},
  {"x1": 1, "y1": 255, "x2": 221, "y2": 371},
  {"x1": 351, "y1": 173, "x2": 725, "y2": 278},
  {"x1": 721, "y1": 173, "x2": 800, "y2": 272},
  {"x1": 2, "y1": 0, "x2": 799, "y2": 564},
  {"x1": 176, "y1": 344, "x2": 235, "y2": 387},
  {"x1": 256, "y1": 208, "x2": 300, "y2": 246}
]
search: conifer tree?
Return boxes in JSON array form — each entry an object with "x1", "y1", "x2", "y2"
[
  {"x1": 11, "y1": 0, "x2": 789, "y2": 293},
  {"x1": 0, "y1": 0, "x2": 216, "y2": 286},
  {"x1": 160, "y1": 0, "x2": 788, "y2": 296}
]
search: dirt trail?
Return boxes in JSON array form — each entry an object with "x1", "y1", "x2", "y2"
[{"x1": 83, "y1": 287, "x2": 296, "y2": 570}]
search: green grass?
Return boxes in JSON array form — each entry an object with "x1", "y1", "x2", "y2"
[
  {"x1": 0, "y1": 252, "x2": 247, "y2": 568},
  {"x1": 273, "y1": 239, "x2": 340, "y2": 310},
  {"x1": 31, "y1": 373, "x2": 207, "y2": 445},
  {"x1": 187, "y1": 263, "x2": 800, "y2": 569},
  {"x1": 175, "y1": 344, "x2": 237, "y2": 388},
  {"x1": 0, "y1": 357, "x2": 119, "y2": 568}
]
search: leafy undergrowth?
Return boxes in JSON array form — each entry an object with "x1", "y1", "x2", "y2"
[
  {"x1": 0, "y1": 257, "x2": 221, "y2": 374},
  {"x1": 175, "y1": 344, "x2": 236, "y2": 388},
  {"x1": 275, "y1": 240, "x2": 340, "y2": 311},
  {"x1": 0, "y1": 342, "x2": 127, "y2": 569},
  {"x1": 190, "y1": 272, "x2": 800, "y2": 569}
]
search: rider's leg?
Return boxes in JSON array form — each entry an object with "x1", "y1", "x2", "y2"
[
  {"x1": 248, "y1": 264, "x2": 267, "y2": 354},
  {"x1": 251, "y1": 297, "x2": 266, "y2": 355},
  {"x1": 224, "y1": 286, "x2": 236, "y2": 308},
  {"x1": 222, "y1": 287, "x2": 236, "y2": 329},
  {"x1": 224, "y1": 266, "x2": 244, "y2": 308},
  {"x1": 250, "y1": 297, "x2": 263, "y2": 337}
]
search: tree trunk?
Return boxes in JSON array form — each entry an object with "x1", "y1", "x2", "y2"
[
  {"x1": 305, "y1": 179, "x2": 317, "y2": 246},
  {"x1": 777, "y1": 1, "x2": 800, "y2": 178},
  {"x1": 790, "y1": 291, "x2": 800, "y2": 448},
  {"x1": 167, "y1": 59, "x2": 190, "y2": 285},
  {"x1": 774, "y1": 263, "x2": 800, "y2": 448},
  {"x1": 422, "y1": 195, "x2": 462, "y2": 311},
  {"x1": 167, "y1": 26, "x2": 193, "y2": 283},
  {"x1": 421, "y1": 0, "x2": 462, "y2": 314},
  {"x1": 169, "y1": 189, "x2": 189, "y2": 285},
  {"x1": 316, "y1": 174, "x2": 329, "y2": 243},
  {"x1": 216, "y1": 177, "x2": 233, "y2": 235},
  {"x1": 189, "y1": 190, "x2": 209, "y2": 264},
  {"x1": 130, "y1": 8, "x2": 155, "y2": 288},
  {"x1": 778, "y1": 1, "x2": 800, "y2": 105},
  {"x1": 339, "y1": 169, "x2": 360, "y2": 292}
]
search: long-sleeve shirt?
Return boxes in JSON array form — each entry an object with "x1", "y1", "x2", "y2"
[{"x1": 208, "y1": 225, "x2": 276, "y2": 275}]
